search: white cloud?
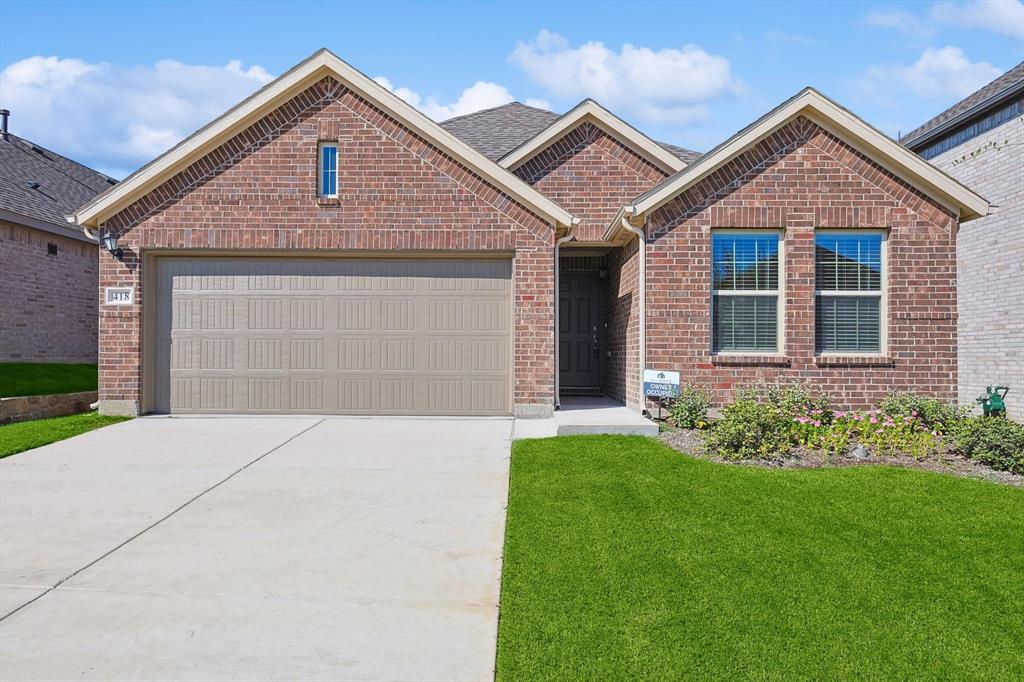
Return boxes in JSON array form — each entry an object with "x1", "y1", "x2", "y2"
[
  {"x1": 859, "y1": 46, "x2": 1002, "y2": 101},
  {"x1": 865, "y1": 1, "x2": 1023, "y2": 39},
  {"x1": 374, "y1": 76, "x2": 531, "y2": 120},
  {"x1": 508, "y1": 30, "x2": 741, "y2": 126},
  {"x1": 0, "y1": 56, "x2": 273, "y2": 178},
  {"x1": 930, "y1": 0, "x2": 1024, "y2": 39},
  {"x1": 863, "y1": 9, "x2": 935, "y2": 38}
]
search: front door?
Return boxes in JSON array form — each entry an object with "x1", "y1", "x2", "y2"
[{"x1": 559, "y1": 275, "x2": 600, "y2": 389}]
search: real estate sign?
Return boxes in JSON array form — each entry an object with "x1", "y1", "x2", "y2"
[{"x1": 643, "y1": 369, "x2": 680, "y2": 399}]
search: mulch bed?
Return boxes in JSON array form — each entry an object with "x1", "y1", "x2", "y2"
[{"x1": 658, "y1": 427, "x2": 1023, "y2": 488}]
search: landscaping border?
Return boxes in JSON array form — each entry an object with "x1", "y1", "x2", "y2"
[{"x1": 0, "y1": 392, "x2": 98, "y2": 425}]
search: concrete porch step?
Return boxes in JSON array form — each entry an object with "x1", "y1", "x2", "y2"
[{"x1": 512, "y1": 397, "x2": 659, "y2": 440}]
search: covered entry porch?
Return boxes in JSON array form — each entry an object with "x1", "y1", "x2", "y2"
[{"x1": 557, "y1": 247, "x2": 640, "y2": 409}]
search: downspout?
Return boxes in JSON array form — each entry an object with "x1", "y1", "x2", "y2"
[
  {"x1": 553, "y1": 219, "x2": 579, "y2": 411},
  {"x1": 620, "y1": 214, "x2": 648, "y2": 416}
]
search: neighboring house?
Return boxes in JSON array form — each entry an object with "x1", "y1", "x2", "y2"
[
  {"x1": 0, "y1": 110, "x2": 115, "y2": 363},
  {"x1": 902, "y1": 64, "x2": 1023, "y2": 420},
  {"x1": 70, "y1": 49, "x2": 988, "y2": 417}
]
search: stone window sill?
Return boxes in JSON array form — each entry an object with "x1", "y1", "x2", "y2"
[
  {"x1": 710, "y1": 354, "x2": 791, "y2": 366},
  {"x1": 316, "y1": 196, "x2": 341, "y2": 207},
  {"x1": 814, "y1": 355, "x2": 894, "y2": 367}
]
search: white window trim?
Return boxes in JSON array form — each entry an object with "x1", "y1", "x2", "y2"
[
  {"x1": 814, "y1": 229, "x2": 888, "y2": 356},
  {"x1": 318, "y1": 142, "x2": 338, "y2": 198},
  {"x1": 710, "y1": 229, "x2": 786, "y2": 356}
]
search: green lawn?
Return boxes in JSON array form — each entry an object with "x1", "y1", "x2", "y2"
[
  {"x1": 0, "y1": 412, "x2": 130, "y2": 458},
  {"x1": 0, "y1": 363, "x2": 98, "y2": 398},
  {"x1": 498, "y1": 436, "x2": 1024, "y2": 681}
]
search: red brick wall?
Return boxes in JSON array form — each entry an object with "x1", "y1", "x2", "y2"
[
  {"x1": 98, "y1": 77, "x2": 555, "y2": 415},
  {"x1": 643, "y1": 116, "x2": 958, "y2": 409},
  {"x1": 514, "y1": 122, "x2": 667, "y2": 242},
  {"x1": 1, "y1": 221, "x2": 98, "y2": 363}
]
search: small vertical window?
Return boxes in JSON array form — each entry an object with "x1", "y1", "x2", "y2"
[
  {"x1": 318, "y1": 142, "x2": 338, "y2": 197},
  {"x1": 815, "y1": 232, "x2": 885, "y2": 353},
  {"x1": 47, "y1": 242, "x2": 58, "y2": 255},
  {"x1": 712, "y1": 232, "x2": 782, "y2": 353}
]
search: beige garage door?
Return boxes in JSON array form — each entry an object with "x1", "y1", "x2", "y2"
[{"x1": 153, "y1": 258, "x2": 512, "y2": 415}]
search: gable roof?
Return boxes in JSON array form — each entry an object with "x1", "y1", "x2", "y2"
[
  {"x1": 440, "y1": 102, "x2": 560, "y2": 161},
  {"x1": 605, "y1": 87, "x2": 990, "y2": 242},
  {"x1": 0, "y1": 132, "x2": 115, "y2": 241},
  {"x1": 902, "y1": 62, "x2": 1024, "y2": 149},
  {"x1": 497, "y1": 99, "x2": 689, "y2": 174},
  {"x1": 73, "y1": 49, "x2": 574, "y2": 231}
]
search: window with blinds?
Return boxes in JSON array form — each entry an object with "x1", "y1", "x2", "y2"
[
  {"x1": 815, "y1": 232, "x2": 884, "y2": 353},
  {"x1": 712, "y1": 232, "x2": 781, "y2": 353}
]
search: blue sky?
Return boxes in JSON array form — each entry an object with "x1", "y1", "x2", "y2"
[{"x1": 1, "y1": 0, "x2": 1021, "y2": 178}]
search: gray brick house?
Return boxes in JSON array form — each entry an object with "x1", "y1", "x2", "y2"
[
  {"x1": 903, "y1": 63, "x2": 1024, "y2": 420},
  {"x1": 0, "y1": 110, "x2": 115, "y2": 363}
]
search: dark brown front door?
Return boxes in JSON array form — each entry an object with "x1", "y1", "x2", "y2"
[{"x1": 559, "y1": 275, "x2": 600, "y2": 389}]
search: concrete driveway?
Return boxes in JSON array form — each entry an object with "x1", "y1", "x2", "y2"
[{"x1": 0, "y1": 416, "x2": 513, "y2": 681}]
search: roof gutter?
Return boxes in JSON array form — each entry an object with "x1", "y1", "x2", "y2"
[{"x1": 619, "y1": 213, "x2": 648, "y2": 416}]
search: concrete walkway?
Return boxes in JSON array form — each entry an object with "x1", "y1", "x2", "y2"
[{"x1": 0, "y1": 416, "x2": 513, "y2": 681}]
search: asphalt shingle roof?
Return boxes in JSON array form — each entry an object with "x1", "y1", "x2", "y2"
[
  {"x1": 0, "y1": 133, "x2": 115, "y2": 236},
  {"x1": 440, "y1": 102, "x2": 702, "y2": 164},
  {"x1": 901, "y1": 62, "x2": 1024, "y2": 148}
]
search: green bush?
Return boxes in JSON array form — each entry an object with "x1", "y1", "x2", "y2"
[
  {"x1": 952, "y1": 417, "x2": 1024, "y2": 474},
  {"x1": 878, "y1": 393, "x2": 967, "y2": 435},
  {"x1": 703, "y1": 396, "x2": 793, "y2": 460},
  {"x1": 669, "y1": 387, "x2": 712, "y2": 429}
]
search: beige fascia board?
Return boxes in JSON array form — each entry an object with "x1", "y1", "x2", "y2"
[
  {"x1": 499, "y1": 100, "x2": 687, "y2": 174},
  {"x1": 625, "y1": 89, "x2": 989, "y2": 227},
  {"x1": 74, "y1": 49, "x2": 573, "y2": 229}
]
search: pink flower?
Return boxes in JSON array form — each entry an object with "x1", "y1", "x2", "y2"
[
  {"x1": 912, "y1": 410, "x2": 918, "y2": 417},
  {"x1": 813, "y1": 420, "x2": 822, "y2": 427},
  {"x1": 836, "y1": 411, "x2": 847, "y2": 418},
  {"x1": 870, "y1": 416, "x2": 879, "y2": 424}
]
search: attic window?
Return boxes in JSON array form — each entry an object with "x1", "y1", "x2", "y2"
[
  {"x1": 47, "y1": 242, "x2": 58, "y2": 256},
  {"x1": 318, "y1": 142, "x2": 338, "y2": 198}
]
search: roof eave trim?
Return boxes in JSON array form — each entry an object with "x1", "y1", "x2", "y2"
[
  {"x1": 903, "y1": 79, "x2": 1024, "y2": 150},
  {"x1": 627, "y1": 89, "x2": 989, "y2": 225},
  {"x1": 73, "y1": 49, "x2": 573, "y2": 229},
  {"x1": 498, "y1": 100, "x2": 687, "y2": 174},
  {"x1": 0, "y1": 207, "x2": 94, "y2": 243}
]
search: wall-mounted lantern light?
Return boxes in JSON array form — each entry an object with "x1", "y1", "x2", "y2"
[{"x1": 101, "y1": 230, "x2": 124, "y2": 261}]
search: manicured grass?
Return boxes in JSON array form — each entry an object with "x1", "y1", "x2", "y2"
[
  {"x1": 498, "y1": 436, "x2": 1024, "y2": 681},
  {"x1": 0, "y1": 412, "x2": 130, "y2": 458},
  {"x1": 0, "y1": 363, "x2": 98, "y2": 398}
]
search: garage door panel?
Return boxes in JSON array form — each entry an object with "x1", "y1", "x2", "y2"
[{"x1": 155, "y1": 258, "x2": 512, "y2": 415}]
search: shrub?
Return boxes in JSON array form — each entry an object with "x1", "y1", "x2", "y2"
[
  {"x1": 952, "y1": 417, "x2": 1024, "y2": 474},
  {"x1": 669, "y1": 387, "x2": 712, "y2": 429},
  {"x1": 879, "y1": 393, "x2": 967, "y2": 435},
  {"x1": 703, "y1": 396, "x2": 793, "y2": 460}
]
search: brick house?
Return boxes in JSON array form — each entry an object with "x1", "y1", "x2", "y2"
[
  {"x1": 71, "y1": 50, "x2": 989, "y2": 417},
  {"x1": 1, "y1": 110, "x2": 116, "y2": 363},
  {"x1": 902, "y1": 63, "x2": 1023, "y2": 420}
]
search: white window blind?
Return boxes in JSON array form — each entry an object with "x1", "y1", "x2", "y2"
[
  {"x1": 712, "y1": 233, "x2": 781, "y2": 353},
  {"x1": 815, "y1": 233, "x2": 884, "y2": 353}
]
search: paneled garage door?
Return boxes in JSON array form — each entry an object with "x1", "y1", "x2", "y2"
[{"x1": 153, "y1": 258, "x2": 512, "y2": 415}]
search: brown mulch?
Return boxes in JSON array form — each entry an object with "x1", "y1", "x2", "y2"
[{"x1": 658, "y1": 427, "x2": 1023, "y2": 488}]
